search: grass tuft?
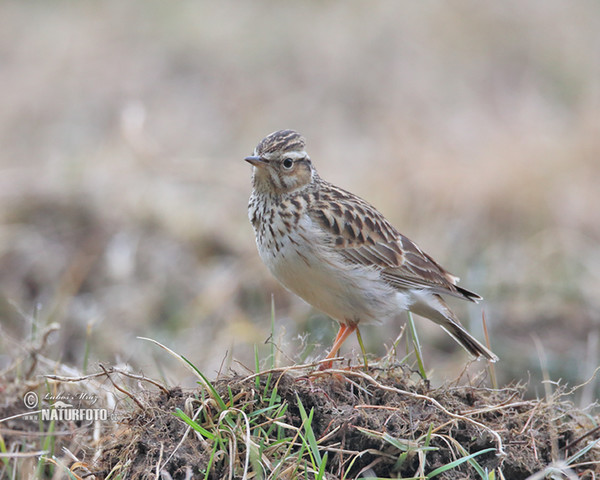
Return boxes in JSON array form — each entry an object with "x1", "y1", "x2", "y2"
[{"x1": 1, "y1": 329, "x2": 599, "y2": 478}]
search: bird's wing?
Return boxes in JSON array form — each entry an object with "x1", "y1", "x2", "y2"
[{"x1": 309, "y1": 184, "x2": 481, "y2": 302}]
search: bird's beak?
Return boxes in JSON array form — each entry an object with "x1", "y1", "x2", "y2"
[{"x1": 245, "y1": 156, "x2": 267, "y2": 167}]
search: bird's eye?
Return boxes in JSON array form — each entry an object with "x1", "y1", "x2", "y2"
[{"x1": 282, "y1": 158, "x2": 294, "y2": 169}]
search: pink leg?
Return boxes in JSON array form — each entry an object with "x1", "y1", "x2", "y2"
[{"x1": 319, "y1": 323, "x2": 357, "y2": 370}]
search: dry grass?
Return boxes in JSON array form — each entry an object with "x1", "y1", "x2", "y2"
[{"x1": 1, "y1": 329, "x2": 598, "y2": 478}]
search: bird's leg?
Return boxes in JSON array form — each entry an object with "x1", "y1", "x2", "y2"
[
  {"x1": 354, "y1": 327, "x2": 368, "y2": 370},
  {"x1": 319, "y1": 323, "x2": 356, "y2": 370}
]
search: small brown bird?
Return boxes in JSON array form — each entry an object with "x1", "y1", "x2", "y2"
[{"x1": 246, "y1": 130, "x2": 497, "y2": 368}]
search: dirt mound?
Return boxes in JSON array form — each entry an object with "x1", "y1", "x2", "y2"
[{"x1": 94, "y1": 364, "x2": 599, "y2": 479}]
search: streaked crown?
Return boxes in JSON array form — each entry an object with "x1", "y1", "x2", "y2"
[{"x1": 255, "y1": 130, "x2": 306, "y2": 156}]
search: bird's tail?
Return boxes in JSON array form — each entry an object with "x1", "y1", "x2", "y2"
[{"x1": 409, "y1": 294, "x2": 498, "y2": 362}]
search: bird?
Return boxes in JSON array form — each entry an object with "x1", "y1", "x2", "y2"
[{"x1": 245, "y1": 129, "x2": 498, "y2": 368}]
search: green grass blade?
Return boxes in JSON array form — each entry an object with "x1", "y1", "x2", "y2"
[
  {"x1": 173, "y1": 408, "x2": 215, "y2": 440},
  {"x1": 423, "y1": 423, "x2": 434, "y2": 448},
  {"x1": 138, "y1": 337, "x2": 227, "y2": 411},
  {"x1": 0, "y1": 435, "x2": 12, "y2": 474},
  {"x1": 270, "y1": 293, "x2": 276, "y2": 370},
  {"x1": 426, "y1": 448, "x2": 495, "y2": 478},
  {"x1": 407, "y1": 312, "x2": 427, "y2": 380},
  {"x1": 254, "y1": 344, "x2": 261, "y2": 390},
  {"x1": 316, "y1": 452, "x2": 328, "y2": 480},
  {"x1": 203, "y1": 440, "x2": 219, "y2": 480},
  {"x1": 296, "y1": 394, "x2": 322, "y2": 466},
  {"x1": 83, "y1": 321, "x2": 92, "y2": 374},
  {"x1": 180, "y1": 355, "x2": 227, "y2": 411},
  {"x1": 268, "y1": 385, "x2": 280, "y2": 408},
  {"x1": 566, "y1": 437, "x2": 600, "y2": 465},
  {"x1": 249, "y1": 404, "x2": 281, "y2": 418}
]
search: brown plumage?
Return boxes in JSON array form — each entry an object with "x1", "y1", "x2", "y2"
[{"x1": 246, "y1": 130, "x2": 497, "y2": 367}]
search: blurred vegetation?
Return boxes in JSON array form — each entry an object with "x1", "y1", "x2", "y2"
[{"x1": 0, "y1": 1, "x2": 599, "y2": 398}]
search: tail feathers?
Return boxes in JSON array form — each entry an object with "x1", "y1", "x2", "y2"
[
  {"x1": 440, "y1": 321, "x2": 498, "y2": 362},
  {"x1": 409, "y1": 294, "x2": 498, "y2": 362},
  {"x1": 454, "y1": 285, "x2": 483, "y2": 303}
]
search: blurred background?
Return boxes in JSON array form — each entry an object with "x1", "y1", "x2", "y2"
[{"x1": 1, "y1": 1, "x2": 598, "y2": 398}]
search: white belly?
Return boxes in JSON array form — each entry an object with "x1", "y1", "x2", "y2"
[{"x1": 256, "y1": 216, "x2": 406, "y2": 325}]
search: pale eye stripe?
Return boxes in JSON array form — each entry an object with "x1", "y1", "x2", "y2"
[{"x1": 282, "y1": 151, "x2": 308, "y2": 160}]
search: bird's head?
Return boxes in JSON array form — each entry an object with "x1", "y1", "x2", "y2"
[{"x1": 245, "y1": 130, "x2": 316, "y2": 195}]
